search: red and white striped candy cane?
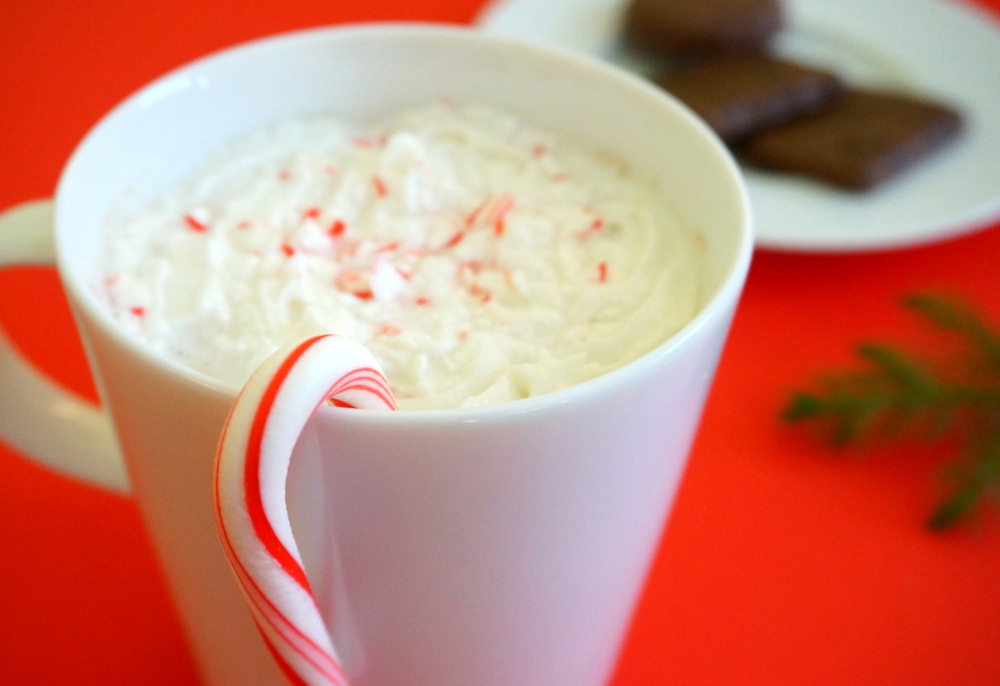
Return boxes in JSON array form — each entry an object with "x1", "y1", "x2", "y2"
[{"x1": 213, "y1": 334, "x2": 397, "y2": 685}]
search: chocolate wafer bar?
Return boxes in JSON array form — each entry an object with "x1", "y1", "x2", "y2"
[
  {"x1": 653, "y1": 54, "x2": 845, "y2": 143},
  {"x1": 738, "y1": 89, "x2": 963, "y2": 190},
  {"x1": 624, "y1": 0, "x2": 783, "y2": 57}
]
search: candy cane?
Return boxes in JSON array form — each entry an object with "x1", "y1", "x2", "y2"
[{"x1": 213, "y1": 334, "x2": 397, "y2": 685}]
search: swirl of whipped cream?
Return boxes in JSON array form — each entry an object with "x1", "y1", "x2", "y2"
[{"x1": 101, "y1": 103, "x2": 700, "y2": 409}]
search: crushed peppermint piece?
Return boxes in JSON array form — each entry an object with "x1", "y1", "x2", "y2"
[
  {"x1": 465, "y1": 200, "x2": 486, "y2": 227},
  {"x1": 442, "y1": 231, "x2": 464, "y2": 249},
  {"x1": 329, "y1": 219, "x2": 346, "y2": 236},
  {"x1": 184, "y1": 214, "x2": 209, "y2": 232},
  {"x1": 578, "y1": 216, "x2": 604, "y2": 240},
  {"x1": 488, "y1": 194, "x2": 515, "y2": 236}
]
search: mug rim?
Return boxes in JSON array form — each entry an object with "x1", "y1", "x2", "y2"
[{"x1": 54, "y1": 21, "x2": 754, "y2": 418}]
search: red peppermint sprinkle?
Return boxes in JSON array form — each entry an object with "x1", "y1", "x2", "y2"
[
  {"x1": 334, "y1": 270, "x2": 363, "y2": 292},
  {"x1": 598, "y1": 261, "x2": 609, "y2": 283},
  {"x1": 531, "y1": 143, "x2": 548, "y2": 157},
  {"x1": 487, "y1": 194, "x2": 515, "y2": 236},
  {"x1": 372, "y1": 176, "x2": 388, "y2": 197},
  {"x1": 352, "y1": 289, "x2": 374, "y2": 300},
  {"x1": 329, "y1": 219, "x2": 346, "y2": 237},
  {"x1": 184, "y1": 214, "x2": 208, "y2": 232},
  {"x1": 303, "y1": 207, "x2": 321, "y2": 220},
  {"x1": 377, "y1": 323, "x2": 402, "y2": 336},
  {"x1": 443, "y1": 231, "x2": 464, "y2": 249},
  {"x1": 415, "y1": 297, "x2": 431, "y2": 306},
  {"x1": 130, "y1": 306, "x2": 146, "y2": 317},
  {"x1": 578, "y1": 216, "x2": 604, "y2": 240},
  {"x1": 281, "y1": 244, "x2": 295, "y2": 257},
  {"x1": 278, "y1": 170, "x2": 291, "y2": 181},
  {"x1": 464, "y1": 200, "x2": 487, "y2": 228},
  {"x1": 459, "y1": 259, "x2": 482, "y2": 275}
]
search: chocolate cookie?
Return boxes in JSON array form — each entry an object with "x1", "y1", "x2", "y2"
[
  {"x1": 738, "y1": 89, "x2": 963, "y2": 190},
  {"x1": 624, "y1": 0, "x2": 783, "y2": 57},
  {"x1": 653, "y1": 54, "x2": 845, "y2": 143}
]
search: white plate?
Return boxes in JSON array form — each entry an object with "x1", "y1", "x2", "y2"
[{"x1": 475, "y1": 0, "x2": 1000, "y2": 252}]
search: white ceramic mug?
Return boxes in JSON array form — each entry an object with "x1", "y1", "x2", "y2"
[{"x1": 0, "y1": 24, "x2": 752, "y2": 686}]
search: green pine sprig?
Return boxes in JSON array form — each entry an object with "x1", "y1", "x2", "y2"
[{"x1": 783, "y1": 293, "x2": 1000, "y2": 529}]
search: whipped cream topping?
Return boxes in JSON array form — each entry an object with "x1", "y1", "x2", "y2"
[{"x1": 100, "y1": 103, "x2": 701, "y2": 409}]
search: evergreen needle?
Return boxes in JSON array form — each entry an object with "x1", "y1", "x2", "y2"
[{"x1": 783, "y1": 292, "x2": 1000, "y2": 529}]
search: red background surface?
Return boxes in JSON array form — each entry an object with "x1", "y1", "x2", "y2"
[{"x1": 2, "y1": 1, "x2": 999, "y2": 683}]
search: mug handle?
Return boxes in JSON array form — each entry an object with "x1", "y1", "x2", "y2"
[{"x1": 0, "y1": 199, "x2": 129, "y2": 492}]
